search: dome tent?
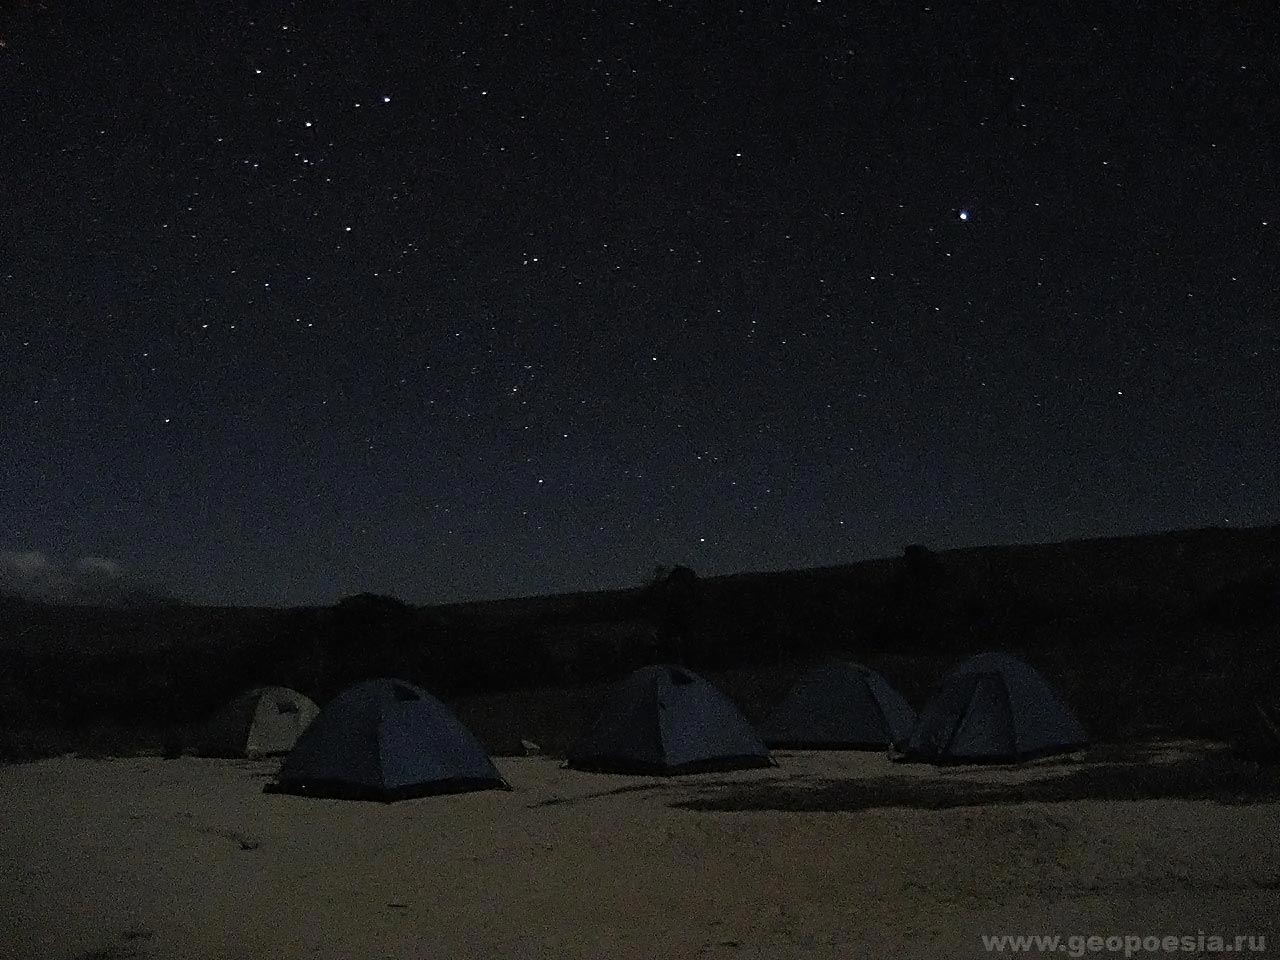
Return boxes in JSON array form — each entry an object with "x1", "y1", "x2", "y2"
[
  {"x1": 567, "y1": 664, "x2": 773, "y2": 775},
  {"x1": 891, "y1": 652, "x2": 1087, "y2": 764},
  {"x1": 192, "y1": 686, "x2": 320, "y2": 758},
  {"x1": 264, "y1": 678, "x2": 509, "y2": 801},
  {"x1": 760, "y1": 660, "x2": 916, "y2": 749}
]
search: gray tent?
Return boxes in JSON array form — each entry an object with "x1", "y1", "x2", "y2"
[
  {"x1": 891, "y1": 652, "x2": 1087, "y2": 763},
  {"x1": 192, "y1": 686, "x2": 320, "y2": 758},
  {"x1": 567, "y1": 664, "x2": 773, "y2": 775},
  {"x1": 760, "y1": 660, "x2": 916, "y2": 749},
  {"x1": 264, "y1": 678, "x2": 509, "y2": 801}
]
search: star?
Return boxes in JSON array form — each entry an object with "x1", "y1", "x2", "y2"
[{"x1": 3, "y1": 1, "x2": 1273, "y2": 608}]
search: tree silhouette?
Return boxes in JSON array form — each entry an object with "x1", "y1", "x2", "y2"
[
  {"x1": 325, "y1": 593, "x2": 413, "y2": 686},
  {"x1": 646, "y1": 565, "x2": 700, "y2": 663}
]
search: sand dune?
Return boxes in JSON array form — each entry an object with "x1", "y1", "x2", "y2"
[{"x1": 2, "y1": 749, "x2": 1276, "y2": 959}]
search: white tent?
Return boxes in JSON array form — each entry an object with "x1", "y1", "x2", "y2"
[{"x1": 193, "y1": 686, "x2": 320, "y2": 758}]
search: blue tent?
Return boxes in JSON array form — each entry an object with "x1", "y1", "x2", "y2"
[
  {"x1": 892, "y1": 652, "x2": 1087, "y2": 763},
  {"x1": 265, "y1": 678, "x2": 509, "y2": 801},
  {"x1": 567, "y1": 664, "x2": 773, "y2": 775},
  {"x1": 760, "y1": 660, "x2": 916, "y2": 749}
]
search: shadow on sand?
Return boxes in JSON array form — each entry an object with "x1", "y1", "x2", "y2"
[{"x1": 669, "y1": 742, "x2": 1280, "y2": 813}]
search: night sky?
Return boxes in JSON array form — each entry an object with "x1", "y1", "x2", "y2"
[{"x1": 2, "y1": 1, "x2": 1277, "y2": 607}]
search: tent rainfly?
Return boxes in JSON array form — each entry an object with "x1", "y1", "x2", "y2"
[
  {"x1": 567, "y1": 664, "x2": 773, "y2": 775},
  {"x1": 891, "y1": 652, "x2": 1088, "y2": 763},
  {"x1": 264, "y1": 678, "x2": 509, "y2": 801},
  {"x1": 760, "y1": 660, "x2": 916, "y2": 749}
]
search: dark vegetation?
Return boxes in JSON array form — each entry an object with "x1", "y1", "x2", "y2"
[{"x1": 1, "y1": 524, "x2": 1278, "y2": 763}]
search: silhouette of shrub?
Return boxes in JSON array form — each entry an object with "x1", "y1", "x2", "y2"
[{"x1": 642, "y1": 565, "x2": 701, "y2": 659}]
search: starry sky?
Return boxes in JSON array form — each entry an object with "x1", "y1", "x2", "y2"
[{"x1": 1, "y1": 1, "x2": 1277, "y2": 607}]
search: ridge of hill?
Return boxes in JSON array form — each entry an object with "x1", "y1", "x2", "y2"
[{"x1": 1, "y1": 523, "x2": 1276, "y2": 760}]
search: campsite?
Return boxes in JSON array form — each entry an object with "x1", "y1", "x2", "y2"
[
  {"x1": 4, "y1": 0, "x2": 1277, "y2": 953},
  {"x1": 2, "y1": 525, "x2": 1279, "y2": 958}
]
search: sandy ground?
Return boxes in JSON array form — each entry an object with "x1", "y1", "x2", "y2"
[{"x1": 2, "y1": 747, "x2": 1278, "y2": 960}]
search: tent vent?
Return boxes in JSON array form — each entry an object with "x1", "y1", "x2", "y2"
[
  {"x1": 670, "y1": 669, "x2": 695, "y2": 685},
  {"x1": 277, "y1": 701, "x2": 299, "y2": 714},
  {"x1": 393, "y1": 684, "x2": 420, "y2": 701}
]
